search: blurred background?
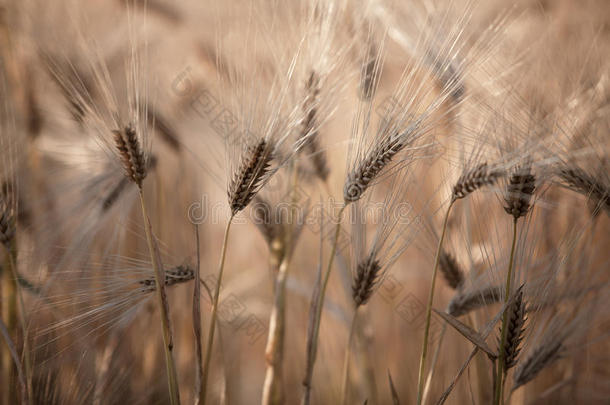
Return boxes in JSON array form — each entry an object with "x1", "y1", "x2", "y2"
[{"x1": 0, "y1": 0, "x2": 609, "y2": 404}]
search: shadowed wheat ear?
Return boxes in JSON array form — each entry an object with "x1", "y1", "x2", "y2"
[
  {"x1": 557, "y1": 166, "x2": 609, "y2": 216},
  {"x1": 512, "y1": 340, "x2": 562, "y2": 391},
  {"x1": 352, "y1": 255, "x2": 382, "y2": 307},
  {"x1": 113, "y1": 124, "x2": 147, "y2": 187},
  {"x1": 439, "y1": 251, "x2": 464, "y2": 290},
  {"x1": 447, "y1": 285, "x2": 502, "y2": 317},
  {"x1": 229, "y1": 138, "x2": 274, "y2": 215},
  {"x1": 452, "y1": 162, "x2": 503, "y2": 201},
  {"x1": 504, "y1": 165, "x2": 536, "y2": 219},
  {"x1": 0, "y1": 192, "x2": 15, "y2": 248},
  {"x1": 300, "y1": 71, "x2": 329, "y2": 182},
  {"x1": 499, "y1": 286, "x2": 526, "y2": 370}
]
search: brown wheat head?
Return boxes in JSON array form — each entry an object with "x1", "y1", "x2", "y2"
[
  {"x1": 439, "y1": 251, "x2": 464, "y2": 290},
  {"x1": 344, "y1": 136, "x2": 404, "y2": 203},
  {"x1": 113, "y1": 124, "x2": 147, "y2": 187},
  {"x1": 504, "y1": 166, "x2": 536, "y2": 219},
  {"x1": 557, "y1": 166, "x2": 609, "y2": 217},
  {"x1": 229, "y1": 138, "x2": 274, "y2": 215},
  {"x1": 452, "y1": 162, "x2": 502, "y2": 201},
  {"x1": 500, "y1": 286, "x2": 527, "y2": 369},
  {"x1": 352, "y1": 254, "x2": 382, "y2": 307}
]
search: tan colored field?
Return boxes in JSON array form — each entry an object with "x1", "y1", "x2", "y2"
[{"x1": 0, "y1": 0, "x2": 609, "y2": 404}]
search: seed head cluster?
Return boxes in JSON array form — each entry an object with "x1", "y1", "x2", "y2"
[{"x1": 113, "y1": 124, "x2": 147, "y2": 187}]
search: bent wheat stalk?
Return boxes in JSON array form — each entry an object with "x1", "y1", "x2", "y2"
[
  {"x1": 301, "y1": 204, "x2": 346, "y2": 405},
  {"x1": 416, "y1": 199, "x2": 455, "y2": 405},
  {"x1": 495, "y1": 167, "x2": 535, "y2": 404}
]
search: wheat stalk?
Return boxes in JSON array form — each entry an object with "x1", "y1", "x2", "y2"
[
  {"x1": 495, "y1": 166, "x2": 536, "y2": 404},
  {"x1": 112, "y1": 121, "x2": 180, "y2": 404}
]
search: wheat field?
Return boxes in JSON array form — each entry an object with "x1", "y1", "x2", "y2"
[{"x1": 0, "y1": 0, "x2": 609, "y2": 404}]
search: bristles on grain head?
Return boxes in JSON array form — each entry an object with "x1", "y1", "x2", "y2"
[
  {"x1": 229, "y1": 138, "x2": 274, "y2": 215},
  {"x1": 501, "y1": 286, "x2": 527, "y2": 369},
  {"x1": 301, "y1": 71, "x2": 329, "y2": 181},
  {"x1": 139, "y1": 265, "x2": 195, "y2": 294},
  {"x1": 513, "y1": 340, "x2": 563, "y2": 391},
  {"x1": 452, "y1": 162, "x2": 502, "y2": 201},
  {"x1": 504, "y1": 165, "x2": 536, "y2": 219},
  {"x1": 557, "y1": 166, "x2": 609, "y2": 217},
  {"x1": 344, "y1": 136, "x2": 404, "y2": 203},
  {"x1": 447, "y1": 285, "x2": 502, "y2": 317},
  {"x1": 439, "y1": 251, "x2": 464, "y2": 290},
  {"x1": 113, "y1": 124, "x2": 147, "y2": 187},
  {"x1": 352, "y1": 254, "x2": 382, "y2": 307}
]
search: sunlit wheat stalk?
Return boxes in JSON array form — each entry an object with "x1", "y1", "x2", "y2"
[
  {"x1": 202, "y1": 136, "x2": 273, "y2": 404},
  {"x1": 417, "y1": 161, "x2": 503, "y2": 404},
  {"x1": 422, "y1": 251, "x2": 464, "y2": 405},
  {"x1": 495, "y1": 166, "x2": 535, "y2": 405},
  {"x1": 341, "y1": 255, "x2": 382, "y2": 405}
]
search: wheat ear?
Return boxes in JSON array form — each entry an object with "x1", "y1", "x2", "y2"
[
  {"x1": 344, "y1": 136, "x2": 405, "y2": 202},
  {"x1": 452, "y1": 162, "x2": 502, "y2": 201}
]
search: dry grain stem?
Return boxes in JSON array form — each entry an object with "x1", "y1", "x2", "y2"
[
  {"x1": 193, "y1": 224, "x2": 204, "y2": 405},
  {"x1": 340, "y1": 309, "x2": 359, "y2": 405},
  {"x1": 494, "y1": 217, "x2": 518, "y2": 405},
  {"x1": 301, "y1": 204, "x2": 346, "y2": 405},
  {"x1": 417, "y1": 200, "x2": 454, "y2": 405},
  {"x1": 138, "y1": 189, "x2": 181, "y2": 405},
  {"x1": 201, "y1": 217, "x2": 234, "y2": 405}
]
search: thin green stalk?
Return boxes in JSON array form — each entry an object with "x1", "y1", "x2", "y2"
[
  {"x1": 422, "y1": 323, "x2": 447, "y2": 405},
  {"x1": 301, "y1": 204, "x2": 346, "y2": 405},
  {"x1": 193, "y1": 224, "x2": 204, "y2": 405},
  {"x1": 417, "y1": 200, "x2": 454, "y2": 405},
  {"x1": 494, "y1": 217, "x2": 518, "y2": 405},
  {"x1": 201, "y1": 216, "x2": 234, "y2": 405},
  {"x1": 340, "y1": 309, "x2": 359, "y2": 405},
  {"x1": 138, "y1": 189, "x2": 181, "y2": 405}
]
